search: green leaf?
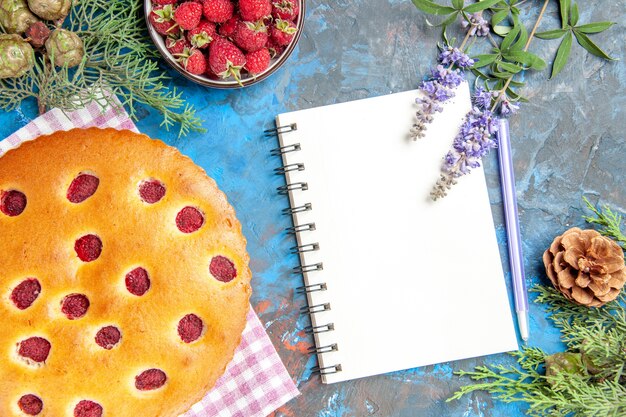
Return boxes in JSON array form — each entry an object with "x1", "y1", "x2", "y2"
[
  {"x1": 559, "y1": 0, "x2": 570, "y2": 29},
  {"x1": 491, "y1": 9, "x2": 508, "y2": 27},
  {"x1": 493, "y1": 25, "x2": 512, "y2": 36},
  {"x1": 551, "y1": 30, "x2": 572, "y2": 78},
  {"x1": 535, "y1": 29, "x2": 568, "y2": 40},
  {"x1": 472, "y1": 54, "x2": 498, "y2": 68},
  {"x1": 511, "y1": 20, "x2": 528, "y2": 51},
  {"x1": 504, "y1": 50, "x2": 547, "y2": 70},
  {"x1": 573, "y1": 30, "x2": 617, "y2": 61},
  {"x1": 439, "y1": 11, "x2": 461, "y2": 27},
  {"x1": 464, "y1": 0, "x2": 501, "y2": 13},
  {"x1": 501, "y1": 23, "x2": 520, "y2": 50},
  {"x1": 452, "y1": 0, "x2": 464, "y2": 10},
  {"x1": 411, "y1": 0, "x2": 456, "y2": 15},
  {"x1": 575, "y1": 22, "x2": 615, "y2": 34},
  {"x1": 497, "y1": 61, "x2": 523, "y2": 73},
  {"x1": 570, "y1": 2, "x2": 579, "y2": 26},
  {"x1": 492, "y1": 70, "x2": 516, "y2": 79},
  {"x1": 471, "y1": 68, "x2": 493, "y2": 81}
]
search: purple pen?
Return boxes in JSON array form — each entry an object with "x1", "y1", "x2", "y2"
[{"x1": 497, "y1": 118, "x2": 529, "y2": 342}]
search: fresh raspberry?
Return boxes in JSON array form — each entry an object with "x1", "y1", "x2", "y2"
[
  {"x1": 74, "y1": 400, "x2": 102, "y2": 417},
  {"x1": 18, "y1": 337, "x2": 51, "y2": 363},
  {"x1": 208, "y1": 37, "x2": 246, "y2": 81},
  {"x1": 178, "y1": 314, "x2": 204, "y2": 343},
  {"x1": 244, "y1": 47, "x2": 270, "y2": 74},
  {"x1": 180, "y1": 48, "x2": 207, "y2": 74},
  {"x1": 266, "y1": 36, "x2": 285, "y2": 57},
  {"x1": 135, "y1": 369, "x2": 167, "y2": 390},
  {"x1": 0, "y1": 189, "x2": 27, "y2": 216},
  {"x1": 18, "y1": 394, "x2": 43, "y2": 416},
  {"x1": 95, "y1": 326, "x2": 121, "y2": 350},
  {"x1": 165, "y1": 37, "x2": 191, "y2": 56},
  {"x1": 187, "y1": 20, "x2": 216, "y2": 48},
  {"x1": 153, "y1": 0, "x2": 177, "y2": 4},
  {"x1": 138, "y1": 179, "x2": 166, "y2": 203},
  {"x1": 67, "y1": 173, "x2": 99, "y2": 203},
  {"x1": 10, "y1": 278, "x2": 41, "y2": 310},
  {"x1": 204, "y1": 62, "x2": 219, "y2": 79},
  {"x1": 270, "y1": 18, "x2": 297, "y2": 46},
  {"x1": 149, "y1": 5, "x2": 180, "y2": 36},
  {"x1": 174, "y1": 1, "x2": 203, "y2": 30},
  {"x1": 272, "y1": 0, "x2": 299, "y2": 20},
  {"x1": 74, "y1": 234, "x2": 102, "y2": 262},
  {"x1": 203, "y1": 0, "x2": 234, "y2": 23},
  {"x1": 218, "y1": 15, "x2": 240, "y2": 38},
  {"x1": 176, "y1": 206, "x2": 205, "y2": 232},
  {"x1": 61, "y1": 294, "x2": 90, "y2": 320},
  {"x1": 239, "y1": 0, "x2": 271, "y2": 21},
  {"x1": 125, "y1": 267, "x2": 151, "y2": 296},
  {"x1": 233, "y1": 20, "x2": 268, "y2": 52},
  {"x1": 210, "y1": 255, "x2": 237, "y2": 282}
]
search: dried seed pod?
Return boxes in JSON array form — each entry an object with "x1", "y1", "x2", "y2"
[
  {"x1": 0, "y1": 34, "x2": 35, "y2": 78},
  {"x1": 27, "y1": 0, "x2": 71, "y2": 21},
  {"x1": 25, "y1": 21, "x2": 51, "y2": 48},
  {"x1": 45, "y1": 29, "x2": 84, "y2": 68},
  {"x1": 543, "y1": 227, "x2": 626, "y2": 307},
  {"x1": 0, "y1": 0, "x2": 39, "y2": 34}
]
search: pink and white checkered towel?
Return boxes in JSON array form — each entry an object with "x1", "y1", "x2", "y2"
[{"x1": 0, "y1": 101, "x2": 299, "y2": 417}]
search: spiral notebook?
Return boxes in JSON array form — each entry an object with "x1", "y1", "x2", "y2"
[{"x1": 271, "y1": 84, "x2": 518, "y2": 384}]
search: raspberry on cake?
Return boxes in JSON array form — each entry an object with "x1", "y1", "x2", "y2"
[{"x1": 0, "y1": 128, "x2": 252, "y2": 417}]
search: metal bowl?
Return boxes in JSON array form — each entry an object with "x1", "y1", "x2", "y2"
[{"x1": 144, "y1": 0, "x2": 305, "y2": 89}]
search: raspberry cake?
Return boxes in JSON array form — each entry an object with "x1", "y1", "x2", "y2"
[{"x1": 0, "y1": 128, "x2": 252, "y2": 417}]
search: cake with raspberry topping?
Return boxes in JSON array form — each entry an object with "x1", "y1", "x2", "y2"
[{"x1": 0, "y1": 128, "x2": 252, "y2": 417}]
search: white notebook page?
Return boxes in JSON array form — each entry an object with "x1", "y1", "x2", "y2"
[{"x1": 277, "y1": 85, "x2": 518, "y2": 384}]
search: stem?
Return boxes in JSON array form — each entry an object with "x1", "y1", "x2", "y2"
[
  {"x1": 490, "y1": 0, "x2": 550, "y2": 112},
  {"x1": 459, "y1": 29, "x2": 472, "y2": 51}
]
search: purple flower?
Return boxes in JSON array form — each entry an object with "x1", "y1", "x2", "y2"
[
  {"x1": 472, "y1": 86, "x2": 492, "y2": 109},
  {"x1": 438, "y1": 47, "x2": 475, "y2": 69},
  {"x1": 500, "y1": 100, "x2": 520, "y2": 117},
  {"x1": 431, "y1": 106, "x2": 499, "y2": 199},
  {"x1": 432, "y1": 65, "x2": 464, "y2": 88},
  {"x1": 462, "y1": 12, "x2": 490, "y2": 37}
]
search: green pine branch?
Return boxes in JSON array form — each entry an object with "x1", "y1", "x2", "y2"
[
  {"x1": 582, "y1": 197, "x2": 626, "y2": 250},
  {"x1": 448, "y1": 197, "x2": 626, "y2": 417},
  {"x1": 0, "y1": 0, "x2": 204, "y2": 137}
]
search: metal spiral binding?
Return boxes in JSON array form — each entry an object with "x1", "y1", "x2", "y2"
[
  {"x1": 296, "y1": 283, "x2": 327, "y2": 294},
  {"x1": 304, "y1": 323, "x2": 335, "y2": 334},
  {"x1": 287, "y1": 223, "x2": 316, "y2": 234},
  {"x1": 311, "y1": 364, "x2": 342, "y2": 375},
  {"x1": 308, "y1": 343, "x2": 338, "y2": 354},
  {"x1": 274, "y1": 163, "x2": 305, "y2": 175},
  {"x1": 265, "y1": 122, "x2": 297, "y2": 137},
  {"x1": 281, "y1": 203, "x2": 311, "y2": 215},
  {"x1": 290, "y1": 243, "x2": 320, "y2": 254},
  {"x1": 277, "y1": 182, "x2": 308, "y2": 195},
  {"x1": 270, "y1": 122, "x2": 342, "y2": 377}
]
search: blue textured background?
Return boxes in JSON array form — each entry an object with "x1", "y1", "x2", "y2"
[{"x1": 1, "y1": 1, "x2": 625, "y2": 416}]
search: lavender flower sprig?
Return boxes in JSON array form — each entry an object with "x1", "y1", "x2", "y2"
[
  {"x1": 431, "y1": 87, "x2": 499, "y2": 200},
  {"x1": 409, "y1": 47, "x2": 474, "y2": 140}
]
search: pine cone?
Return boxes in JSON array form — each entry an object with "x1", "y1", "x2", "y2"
[
  {"x1": 45, "y1": 29, "x2": 84, "y2": 68},
  {"x1": 543, "y1": 227, "x2": 626, "y2": 307},
  {"x1": 27, "y1": 0, "x2": 71, "y2": 21},
  {"x1": 0, "y1": 0, "x2": 39, "y2": 34},
  {"x1": 0, "y1": 34, "x2": 35, "y2": 78}
]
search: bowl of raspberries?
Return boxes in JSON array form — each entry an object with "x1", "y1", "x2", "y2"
[{"x1": 145, "y1": 0, "x2": 304, "y2": 88}]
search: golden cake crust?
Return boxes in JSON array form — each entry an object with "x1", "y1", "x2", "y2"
[{"x1": 0, "y1": 128, "x2": 252, "y2": 417}]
